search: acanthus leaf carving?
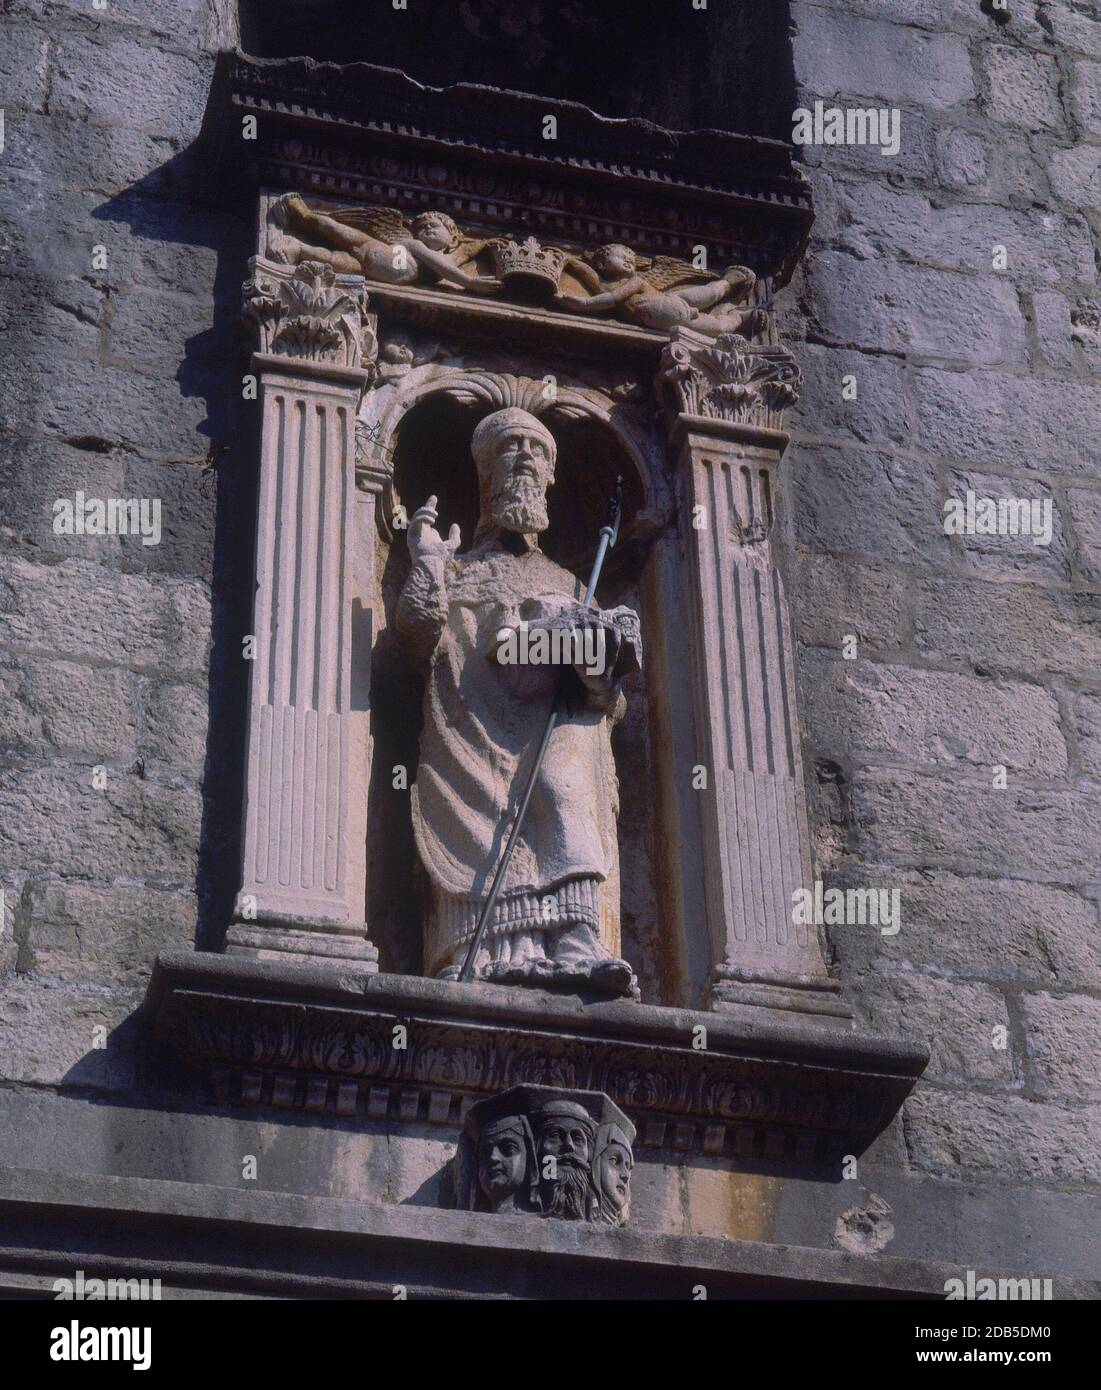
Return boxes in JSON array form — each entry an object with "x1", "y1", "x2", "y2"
[
  {"x1": 242, "y1": 256, "x2": 377, "y2": 372},
  {"x1": 658, "y1": 330, "x2": 802, "y2": 430}
]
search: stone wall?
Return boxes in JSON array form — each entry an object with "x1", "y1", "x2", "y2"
[
  {"x1": 0, "y1": 0, "x2": 1098, "y2": 1285},
  {"x1": 782, "y1": 0, "x2": 1101, "y2": 1268},
  {"x1": 0, "y1": 0, "x2": 247, "y2": 1089}
]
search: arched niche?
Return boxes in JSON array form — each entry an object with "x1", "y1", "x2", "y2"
[{"x1": 360, "y1": 369, "x2": 677, "y2": 1001}]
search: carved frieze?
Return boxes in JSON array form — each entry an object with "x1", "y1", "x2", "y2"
[
  {"x1": 147, "y1": 953, "x2": 928, "y2": 1164},
  {"x1": 218, "y1": 53, "x2": 813, "y2": 285},
  {"x1": 268, "y1": 195, "x2": 766, "y2": 340}
]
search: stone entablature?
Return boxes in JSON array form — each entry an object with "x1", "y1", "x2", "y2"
[{"x1": 148, "y1": 953, "x2": 926, "y2": 1167}]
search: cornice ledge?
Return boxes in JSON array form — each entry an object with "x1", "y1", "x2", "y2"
[{"x1": 145, "y1": 951, "x2": 927, "y2": 1166}]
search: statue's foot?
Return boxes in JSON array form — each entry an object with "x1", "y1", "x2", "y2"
[{"x1": 586, "y1": 958, "x2": 638, "y2": 997}]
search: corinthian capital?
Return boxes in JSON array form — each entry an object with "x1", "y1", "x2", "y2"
[
  {"x1": 242, "y1": 256, "x2": 376, "y2": 371},
  {"x1": 658, "y1": 328, "x2": 801, "y2": 432}
]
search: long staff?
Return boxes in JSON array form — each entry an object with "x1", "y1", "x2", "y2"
[{"x1": 458, "y1": 479, "x2": 624, "y2": 983}]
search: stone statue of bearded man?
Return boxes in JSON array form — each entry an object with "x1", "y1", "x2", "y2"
[{"x1": 395, "y1": 407, "x2": 641, "y2": 997}]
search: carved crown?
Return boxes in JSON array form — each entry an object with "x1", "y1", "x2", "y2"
[{"x1": 491, "y1": 237, "x2": 567, "y2": 291}]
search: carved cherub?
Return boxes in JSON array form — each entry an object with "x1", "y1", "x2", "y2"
[
  {"x1": 270, "y1": 194, "x2": 503, "y2": 294},
  {"x1": 555, "y1": 243, "x2": 767, "y2": 336}
]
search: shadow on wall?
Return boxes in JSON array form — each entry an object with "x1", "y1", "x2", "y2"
[
  {"x1": 237, "y1": 0, "x2": 797, "y2": 140},
  {"x1": 91, "y1": 149, "x2": 256, "y2": 956}
]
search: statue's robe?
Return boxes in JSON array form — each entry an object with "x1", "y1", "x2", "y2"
[{"x1": 396, "y1": 537, "x2": 623, "y2": 976}]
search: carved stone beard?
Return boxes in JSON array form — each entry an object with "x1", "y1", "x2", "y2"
[
  {"x1": 489, "y1": 475, "x2": 550, "y2": 536},
  {"x1": 541, "y1": 1160, "x2": 591, "y2": 1221}
]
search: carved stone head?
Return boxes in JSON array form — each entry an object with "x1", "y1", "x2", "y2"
[
  {"x1": 476, "y1": 1114, "x2": 538, "y2": 1214},
  {"x1": 532, "y1": 1099, "x2": 597, "y2": 1221},
  {"x1": 592, "y1": 1121, "x2": 633, "y2": 1226},
  {"x1": 450, "y1": 1085, "x2": 634, "y2": 1227},
  {"x1": 470, "y1": 407, "x2": 556, "y2": 536},
  {"x1": 594, "y1": 243, "x2": 637, "y2": 280},
  {"x1": 412, "y1": 210, "x2": 462, "y2": 252}
]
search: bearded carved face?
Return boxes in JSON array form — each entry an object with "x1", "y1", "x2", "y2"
[
  {"x1": 485, "y1": 426, "x2": 555, "y2": 535},
  {"x1": 535, "y1": 1109, "x2": 596, "y2": 1221}
]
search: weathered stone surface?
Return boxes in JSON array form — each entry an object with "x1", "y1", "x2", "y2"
[
  {"x1": 138, "y1": 680, "x2": 208, "y2": 780},
  {"x1": 0, "y1": 764, "x2": 201, "y2": 879},
  {"x1": 0, "y1": 557, "x2": 210, "y2": 674},
  {"x1": 0, "y1": 977, "x2": 139, "y2": 1089},
  {"x1": 947, "y1": 469, "x2": 1069, "y2": 581},
  {"x1": 1069, "y1": 57, "x2": 1101, "y2": 137},
  {"x1": 791, "y1": 446, "x2": 949, "y2": 565},
  {"x1": 832, "y1": 869, "x2": 1101, "y2": 987},
  {"x1": 832, "y1": 184, "x2": 1095, "y2": 288},
  {"x1": 912, "y1": 575, "x2": 1101, "y2": 677},
  {"x1": 25, "y1": 879, "x2": 197, "y2": 984},
  {"x1": 107, "y1": 288, "x2": 230, "y2": 375},
  {"x1": 0, "y1": 439, "x2": 216, "y2": 579},
  {"x1": 1040, "y1": 2, "x2": 1101, "y2": 60},
  {"x1": 7, "y1": 0, "x2": 224, "y2": 47},
  {"x1": 1031, "y1": 290, "x2": 1078, "y2": 371},
  {"x1": 50, "y1": 33, "x2": 212, "y2": 142},
  {"x1": 0, "y1": 655, "x2": 137, "y2": 761},
  {"x1": 0, "y1": 22, "x2": 50, "y2": 112},
  {"x1": 1067, "y1": 487, "x2": 1101, "y2": 585},
  {"x1": 792, "y1": 5, "x2": 976, "y2": 109},
  {"x1": 0, "y1": 355, "x2": 217, "y2": 459},
  {"x1": 913, "y1": 366, "x2": 1101, "y2": 479},
  {"x1": 789, "y1": 554, "x2": 911, "y2": 655},
  {"x1": 906, "y1": 1089, "x2": 1101, "y2": 1185},
  {"x1": 853, "y1": 768, "x2": 1101, "y2": 877},
  {"x1": 1074, "y1": 690, "x2": 1101, "y2": 779},
  {"x1": 980, "y1": 43, "x2": 1066, "y2": 132},
  {"x1": 1049, "y1": 143, "x2": 1101, "y2": 210},
  {"x1": 787, "y1": 344, "x2": 910, "y2": 447},
  {"x1": 803, "y1": 656, "x2": 1068, "y2": 775},
  {"x1": 2, "y1": 112, "x2": 188, "y2": 201},
  {"x1": 807, "y1": 253, "x2": 1028, "y2": 366},
  {"x1": 854, "y1": 975, "x2": 1014, "y2": 1085},
  {"x1": 1022, "y1": 991, "x2": 1101, "y2": 1100},
  {"x1": 934, "y1": 127, "x2": 988, "y2": 190}
]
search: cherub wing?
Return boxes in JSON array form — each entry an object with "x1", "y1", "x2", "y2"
[
  {"x1": 452, "y1": 235, "x2": 495, "y2": 269},
  {"x1": 314, "y1": 203, "x2": 412, "y2": 244},
  {"x1": 639, "y1": 255, "x2": 718, "y2": 292},
  {"x1": 560, "y1": 254, "x2": 604, "y2": 295}
]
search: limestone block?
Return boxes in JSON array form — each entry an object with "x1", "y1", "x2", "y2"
[
  {"x1": 0, "y1": 557, "x2": 210, "y2": 674},
  {"x1": 803, "y1": 656, "x2": 1068, "y2": 776},
  {"x1": 853, "y1": 768, "x2": 1101, "y2": 876},
  {"x1": 0, "y1": 978, "x2": 139, "y2": 1089},
  {"x1": 947, "y1": 469, "x2": 1069, "y2": 582},
  {"x1": 907, "y1": 1088, "x2": 1101, "y2": 1185},
  {"x1": 0, "y1": 656, "x2": 138, "y2": 762},
  {"x1": 915, "y1": 367, "x2": 1101, "y2": 479},
  {"x1": 791, "y1": 445, "x2": 950, "y2": 565},
  {"x1": 26, "y1": 879, "x2": 198, "y2": 983},
  {"x1": 790, "y1": 554, "x2": 911, "y2": 655},
  {"x1": 0, "y1": 764, "x2": 201, "y2": 879},
  {"x1": 50, "y1": 33, "x2": 212, "y2": 142},
  {"x1": 980, "y1": 43, "x2": 1066, "y2": 132},
  {"x1": 1021, "y1": 992, "x2": 1101, "y2": 1100},
  {"x1": 854, "y1": 975, "x2": 1014, "y2": 1085},
  {"x1": 807, "y1": 253, "x2": 1028, "y2": 366},
  {"x1": 831, "y1": 869, "x2": 1101, "y2": 987},
  {"x1": 912, "y1": 575, "x2": 1101, "y2": 677},
  {"x1": 792, "y1": 5, "x2": 976, "y2": 109}
]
